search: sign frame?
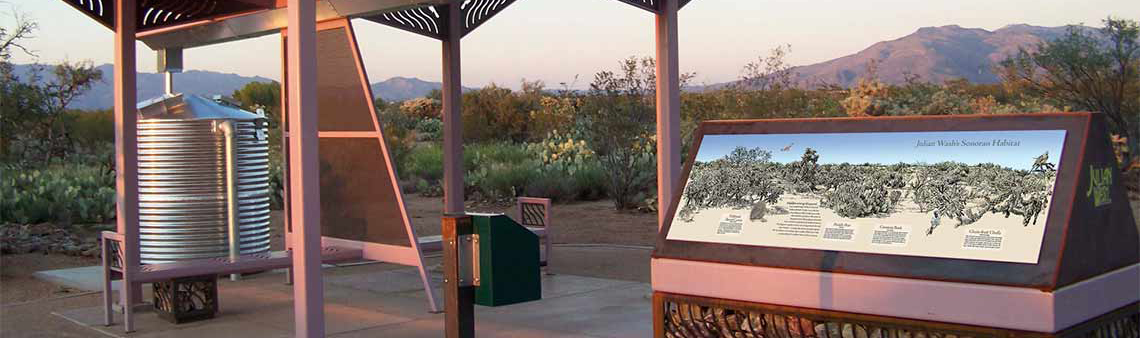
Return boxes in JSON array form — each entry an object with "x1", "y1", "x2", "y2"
[{"x1": 653, "y1": 113, "x2": 1134, "y2": 290}]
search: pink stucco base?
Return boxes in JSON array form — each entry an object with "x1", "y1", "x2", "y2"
[{"x1": 651, "y1": 258, "x2": 1138, "y2": 332}]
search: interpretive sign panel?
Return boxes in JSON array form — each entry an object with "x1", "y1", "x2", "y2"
[{"x1": 666, "y1": 130, "x2": 1066, "y2": 264}]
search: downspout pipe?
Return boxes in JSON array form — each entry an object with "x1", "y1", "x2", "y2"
[{"x1": 217, "y1": 120, "x2": 241, "y2": 281}]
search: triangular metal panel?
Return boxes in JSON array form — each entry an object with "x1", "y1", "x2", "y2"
[
  {"x1": 459, "y1": 0, "x2": 518, "y2": 37},
  {"x1": 363, "y1": 5, "x2": 449, "y2": 40}
]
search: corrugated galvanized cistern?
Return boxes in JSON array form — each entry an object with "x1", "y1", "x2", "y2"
[{"x1": 135, "y1": 94, "x2": 272, "y2": 264}]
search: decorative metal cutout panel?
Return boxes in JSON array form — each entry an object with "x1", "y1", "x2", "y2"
[
  {"x1": 366, "y1": 0, "x2": 519, "y2": 40},
  {"x1": 365, "y1": 5, "x2": 448, "y2": 39},
  {"x1": 60, "y1": 0, "x2": 272, "y2": 32},
  {"x1": 615, "y1": 0, "x2": 659, "y2": 12},
  {"x1": 154, "y1": 275, "x2": 219, "y2": 324},
  {"x1": 106, "y1": 238, "x2": 124, "y2": 270},
  {"x1": 520, "y1": 203, "x2": 547, "y2": 227},
  {"x1": 658, "y1": 293, "x2": 1139, "y2": 338},
  {"x1": 458, "y1": 0, "x2": 516, "y2": 37}
]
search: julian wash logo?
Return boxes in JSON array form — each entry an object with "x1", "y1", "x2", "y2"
[{"x1": 1086, "y1": 164, "x2": 1113, "y2": 208}]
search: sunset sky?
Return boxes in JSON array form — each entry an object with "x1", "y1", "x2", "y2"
[{"x1": 6, "y1": 0, "x2": 1136, "y2": 88}]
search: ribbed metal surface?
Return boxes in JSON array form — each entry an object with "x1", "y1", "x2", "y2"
[{"x1": 137, "y1": 118, "x2": 271, "y2": 264}]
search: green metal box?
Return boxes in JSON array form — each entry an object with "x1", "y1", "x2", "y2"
[{"x1": 471, "y1": 213, "x2": 542, "y2": 306}]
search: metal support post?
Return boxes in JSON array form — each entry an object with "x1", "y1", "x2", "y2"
[
  {"x1": 286, "y1": 0, "x2": 324, "y2": 336},
  {"x1": 442, "y1": 2, "x2": 464, "y2": 215},
  {"x1": 113, "y1": 0, "x2": 141, "y2": 332},
  {"x1": 442, "y1": 214, "x2": 475, "y2": 338},
  {"x1": 655, "y1": 0, "x2": 682, "y2": 229}
]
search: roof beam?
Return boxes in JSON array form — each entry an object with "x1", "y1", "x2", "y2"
[{"x1": 136, "y1": 0, "x2": 447, "y2": 49}]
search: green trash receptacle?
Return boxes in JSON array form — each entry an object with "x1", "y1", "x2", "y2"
[{"x1": 469, "y1": 213, "x2": 542, "y2": 306}]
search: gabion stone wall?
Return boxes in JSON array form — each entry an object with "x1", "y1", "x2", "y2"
[{"x1": 656, "y1": 293, "x2": 1138, "y2": 338}]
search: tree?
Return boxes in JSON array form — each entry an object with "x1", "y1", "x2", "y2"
[
  {"x1": 677, "y1": 147, "x2": 784, "y2": 221},
  {"x1": 998, "y1": 17, "x2": 1140, "y2": 168},
  {"x1": 739, "y1": 44, "x2": 797, "y2": 91},
  {"x1": 1, "y1": 6, "x2": 102, "y2": 164},
  {"x1": 786, "y1": 147, "x2": 820, "y2": 192},
  {"x1": 577, "y1": 57, "x2": 659, "y2": 210},
  {"x1": 230, "y1": 81, "x2": 282, "y2": 160},
  {"x1": 0, "y1": 3, "x2": 38, "y2": 160}
]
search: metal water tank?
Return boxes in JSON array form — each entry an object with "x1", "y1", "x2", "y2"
[{"x1": 136, "y1": 94, "x2": 272, "y2": 264}]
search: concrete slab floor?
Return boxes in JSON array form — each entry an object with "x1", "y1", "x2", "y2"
[
  {"x1": 54, "y1": 268, "x2": 651, "y2": 337},
  {"x1": 46, "y1": 246, "x2": 655, "y2": 337}
]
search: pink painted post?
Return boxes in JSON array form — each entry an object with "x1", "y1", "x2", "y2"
[
  {"x1": 655, "y1": 0, "x2": 682, "y2": 229},
  {"x1": 442, "y1": 1, "x2": 464, "y2": 215},
  {"x1": 112, "y1": 0, "x2": 141, "y2": 332},
  {"x1": 285, "y1": 0, "x2": 324, "y2": 337}
]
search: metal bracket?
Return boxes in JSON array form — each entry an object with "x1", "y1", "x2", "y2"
[{"x1": 456, "y1": 234, "x2": 480, "y2": 287}]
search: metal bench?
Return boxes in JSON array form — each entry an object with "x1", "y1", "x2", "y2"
[{"x1": 100, "y1": 231, "x2": 363, "y2": 332}]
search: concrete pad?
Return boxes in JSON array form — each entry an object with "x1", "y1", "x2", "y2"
[
  {"x1": 537, "y1": 274, "x2": 639, "y2": 299},
  {"x1": 476, "y1": 283, "x2": 653, "y2": 338},
  {"x1": 239, "y1": 302, "x2": 416, "y2": 335},
  {"x1": 326, "y1": 267, "x2": 443, "y2": 294},
  {"x1": 33, "y1": 266, "x2": 105, "y2": 292},
  {"x1": 46, "y1": 245, "x2": 656, "y2": 337},
  {"x1": 548, "y1": 245, "x2": 651, "y2": 283},
  {"x1": 328, "y1": 318, "x2": 600, "y2": 338},
  {"x1": 54, "y1": 304, "x2": 292, "y2": 338}
]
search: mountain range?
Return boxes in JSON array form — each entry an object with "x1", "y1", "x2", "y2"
[
  {"x1": 788, "y1": 24, "x2": 1072, "y2": 87},
  {"x1": 11, "y1": 24, "x2": 1077, "y2": 110}
]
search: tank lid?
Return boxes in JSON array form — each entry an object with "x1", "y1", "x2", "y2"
[{"x1": 138, "y1": 93, "x2": 263, "y2": 121}]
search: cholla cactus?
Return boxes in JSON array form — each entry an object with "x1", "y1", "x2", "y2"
[{"x1": 841, "y1": 77, "x2": 891, "y2": 117}]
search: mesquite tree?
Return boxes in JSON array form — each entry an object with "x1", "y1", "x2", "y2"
[{"x1": 678, "y1": 147, "x2": 784, "y2": 221}]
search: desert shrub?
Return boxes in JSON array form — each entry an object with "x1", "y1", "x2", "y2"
[
  {"x1": 400, "y1": 98, "x2": 442, "y2": 120},
  {"x1": 1, "y1": 164, "x2": 115, "y2": 224},
  {"x1": 523, "y1": 170, "x2": 574, "y2": 201},
  {"x1": 678, "y1": 147, "x2": 784, "y2": 220},
  {"x1": 874, "y1": 169, "x2": 908, "y2": 189},
  {"x1": 822, "y1": 179, "x2": 895, "y2": 218},
  {"x1": 376, "y1": 104, "x2": 419, "y2": 176},
  {"x1": 465, "y1": 142, "x2": 533, "y2": 169},
  {"x1": 415, "y1": 118, "x2": 443, "y2": 141},
  {"x1": 784, "y1": 148, "x2": 821, "y2": 192},
  {"x1": 404, "y1": 144, "x2": 444, "y2": 185},
  {"x1": 268, "y1": 158, "x2": 285, "y2": 210},
  {"x1": 469, "y1": 161, "x2": 540, "y2": 200}
]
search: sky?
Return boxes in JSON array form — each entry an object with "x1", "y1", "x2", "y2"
[
  {"x1": 5, "y1": 0, "x2": 1137, "y2": 89},
  {"x1": 694, "y1": 130, "x2": 1068, "y2": 170}
]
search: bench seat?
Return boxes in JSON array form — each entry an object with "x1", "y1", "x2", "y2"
[
  {"x1": 99, "y1": 231, "x2": 364, "y2": 332},
  {"x1": 130, "y1": 246, "x2": 363, "y2": 283}
]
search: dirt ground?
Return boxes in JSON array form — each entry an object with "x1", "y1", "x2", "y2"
[{"x1": 267, "y1": 194, "x2": 659, "y2": 251}]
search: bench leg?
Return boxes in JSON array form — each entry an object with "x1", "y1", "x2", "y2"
[
  {"x1": 543, "y1": 234, "x2": 553, "y2": 271},
  {"x1": 101, "y1": 240, "x2": 113, "y2": 326},
  {"x1": 122, "y1": 281, "x2": 135, "y2": 333},
  {"x1": 285, "y1": 266, "x2": 293, "y2": 285}
]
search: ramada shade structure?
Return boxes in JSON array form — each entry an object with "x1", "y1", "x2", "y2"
[{"x1": 62, "y1": 0, "x2": 698, "y2": 337}]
